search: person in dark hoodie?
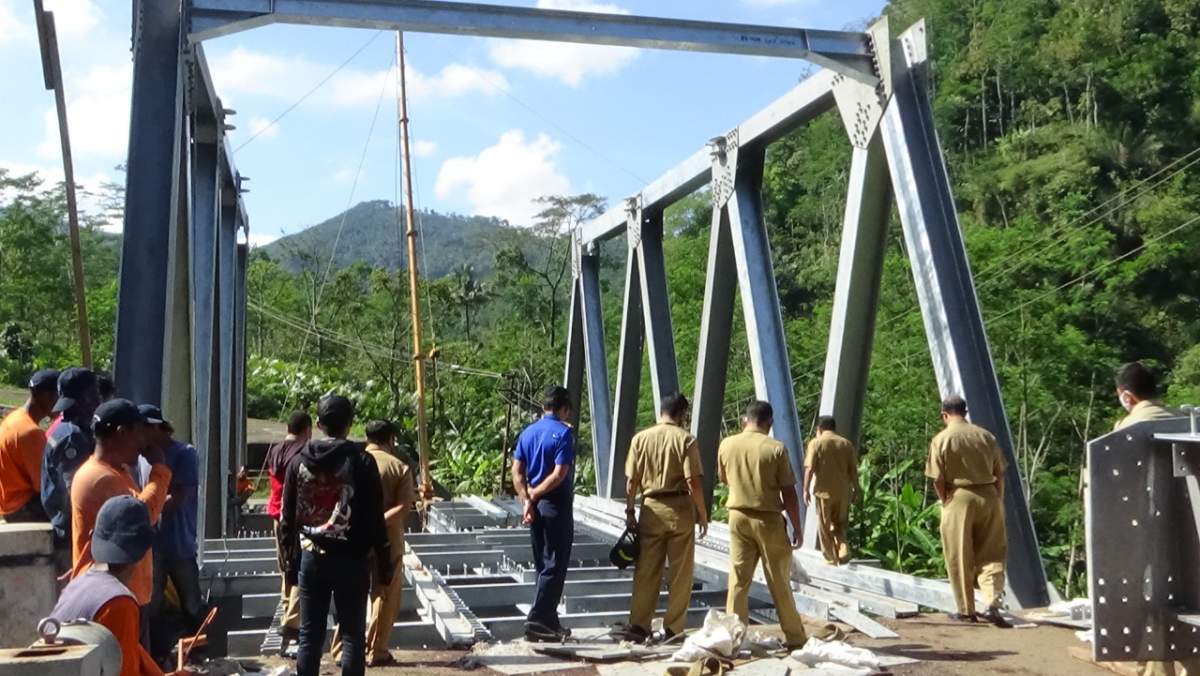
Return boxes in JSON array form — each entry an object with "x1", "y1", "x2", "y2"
[{"x1": 279, "y1": 394, "x2": 390, "y2": 676}]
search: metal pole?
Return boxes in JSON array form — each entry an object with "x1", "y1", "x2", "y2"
[
  {"x1": 396, "y1": 31, "x2": 433, "y2": 499},
  {"x1": 33, "y1": 4, "x2": 92, "y2": 367}
]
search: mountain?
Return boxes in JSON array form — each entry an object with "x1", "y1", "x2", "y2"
[{"x1": 259, "y1": 200, "x2": 529, "y2": 278}]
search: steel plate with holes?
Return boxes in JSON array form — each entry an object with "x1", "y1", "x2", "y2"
[{"x1": 1087, "y1": 418, "x2": 1200, "y2": 662}]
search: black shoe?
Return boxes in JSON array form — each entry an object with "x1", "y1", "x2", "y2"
[
  {"x1": 609, "y1": 623, "x2": 649, "y2": 644},
  {"x1": 650, "y1": 628, "x2": 684, "y2": 645},
  {"x1": 980, "y1": 607, "x2": 1012, "y2": 628},
  {"x1": 946, "y1": 612, "x2": 977, "y2": 623},
  {"x1": 525, "y1": 621, "x2": 566, "y2": 643}
]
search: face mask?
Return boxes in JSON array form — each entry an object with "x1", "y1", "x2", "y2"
[{"x1": 1118, "y1": 391, "x2": 1135, "y2": 413}]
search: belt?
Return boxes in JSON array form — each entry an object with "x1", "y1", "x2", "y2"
[{"x1": 645, "y1": 490, "x2": 688, "y2": 499}]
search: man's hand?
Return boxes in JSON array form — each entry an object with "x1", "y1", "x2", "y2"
[
  {"x1": 625, "y1": 509, "x2": 637, "y2": 531},
  {"x1": 522, "y1": 499, "x2": 536, "y2": 525},
  {"x1": 141, "y1": 443, "x2": 165, "y2": 466},
  {"x1": 803, "y1": 490, "x2": 812, "y2": 506},
  {"x1": 790, "y1": 528, "x2": 803, "y2": 549},
  {"x1": 377, "y1": 561, "x2": 395, "y2": 588},
  {"x1": 696, "y1": 519, "x2": 708, "y2": 540}
]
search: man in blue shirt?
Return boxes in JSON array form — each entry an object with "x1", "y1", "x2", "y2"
[
  {"x1": 511, "y1": 385, "x2": 575, "y2": 642},
  {"x1": 41, "y1": 367, "x2": 100, "y2": 573},
  {"x1": 140, "y1": 405, "x2": 204, "y2": 663}
]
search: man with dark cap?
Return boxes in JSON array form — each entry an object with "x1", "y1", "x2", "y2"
[
  {"x1": 0, "y1": 368, "x2": 58, "y2": 522},
  {"x1": 41, "y1": 367, "x2": 102, "y2": 571},
  {"x1": 141, "y1": 404, "x2": 204, "y2": 663},
  {"x1": 511, "y1": 385, "x2": 576, "y2": 642},
  {"x1": 52, "y1": 494, "x2": 164, "y2": 676},
  {"x1": 70, "y1": 399, "x2": 172, "y2": 645},
  {"x1": 280, "y1": 394, "x2": 390, "y2": 676}
]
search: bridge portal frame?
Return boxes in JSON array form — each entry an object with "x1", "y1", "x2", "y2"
[{"x1": 116, "y1": 0, "x2": 1048, "y2": 606}]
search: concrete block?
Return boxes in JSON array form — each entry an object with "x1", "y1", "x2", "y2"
[
  {"x1": 0, "y1": 645, "x2": 111, "y2": 676},
  {"x1": 0, "y1": 524, "x2": 56, "y2": 646}
]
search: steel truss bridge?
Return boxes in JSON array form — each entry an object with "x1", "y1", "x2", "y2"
[{"x1": 113, "y1": 0, "x2": 1049, "y2": 611}]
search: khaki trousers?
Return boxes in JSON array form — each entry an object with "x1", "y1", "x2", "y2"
[
  {"x1": 726, "y1": 509, "x2": 807, "y2": 647},
  {"x1": 332, "y1": 550, "x2": 404, "y2": 663},
  {"x1": 273, "y1": 520, "x2": 301, "y2": 630},
  {"x1": 939, "y1": 484, "x2": 1006, "y2": 616},
  {"x1": 814, "y1": 493, "x2": 850, "y2": 564},
  {"x1": 628, "y1": 495, "x2": 695, "y2": 634}
]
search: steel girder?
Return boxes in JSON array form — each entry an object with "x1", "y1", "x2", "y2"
[
  {"x1": 563, "y1": 19, "x2": 1049, "y2": 606},
  {"x1": 118, "y1": 8, "x2": 248, "y2": 540},
  {"x1": 187, "y1": 0, "x2": 877, "y2": 85}
]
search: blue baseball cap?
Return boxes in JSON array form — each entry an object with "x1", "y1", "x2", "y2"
[
  {"x1": 91, "y1": 495, "x2": 153, "y2": 565},
  {"x1": 92, "y1": 398, "x2": 146, "y2": 435},
  {"x1": 52, "y1": 367, "x2": 98, "y2": 414},
  {"x1": 28, "y1": 368, "x2": 61, "y2": 394}
]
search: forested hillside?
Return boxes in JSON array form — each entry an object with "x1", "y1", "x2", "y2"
[{"x1": 2, "y1": 0, "x2": 1199, "y2": 596}]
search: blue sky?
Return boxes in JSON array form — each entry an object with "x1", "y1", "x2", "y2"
[{"x1": 0, "y1": 0, "x2": 887, "y2": 245}]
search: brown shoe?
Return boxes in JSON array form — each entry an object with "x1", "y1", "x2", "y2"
[{"x1": 368, "y1": 653, "x2": 399, "y2": 667}]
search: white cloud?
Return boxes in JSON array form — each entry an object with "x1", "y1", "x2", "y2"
[
  {"x1": 210, "y1": 46, "x2": 505, "y2": 108},
  {"x1": 246, "y1": 116, "x2": 279, "y2": 140},
  {"x1": 0, "y1": 160, "x2": 120, "y2": 229},
  {"x1": 42, "y1": 0, "x2": 101, "y2": 39},
  {"x1": 246, "y1": 231, "x2": 278, "y2": 247},
  {"x1": 332, "y1": 167, "x2": 362, "y2": 184},
  {"x1": 435, "y1": 130, "x2": 570, "y2": 225},
  {"x1": 412, "y1": 140, "x2": 437, "y2": 158},
  {"x1": 488, "y1": 0, "x2": 638, "y2": 86},
  {"x1": 0, "y1": 0, "x2": 30, "y2": 46},
  {"x1": 37, "y1": 62, "x2": 132, "y2": 160}
]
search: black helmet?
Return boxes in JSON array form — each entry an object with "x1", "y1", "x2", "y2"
[{"x1": 608, "y1": 527, "x2": 640, "y2": 569}]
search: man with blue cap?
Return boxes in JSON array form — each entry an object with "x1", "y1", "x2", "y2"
[
  {"x1": 41, "y1": 367, "x2": 102, "y2": 571},
  {"x1": 52, "y1": 494, "x2": 164, "y2": 676},
  {"x1": 0, "y1": 368, "x2": 58, "y2": 522}
]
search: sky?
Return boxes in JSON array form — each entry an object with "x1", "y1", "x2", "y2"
[{"x1": 0, "y1": 0, "x2": 887, "y2": 246}]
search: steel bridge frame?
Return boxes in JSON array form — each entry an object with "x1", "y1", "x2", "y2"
[{"x1": 116, "y1": 0, "x2": 1047, "y2": 606}]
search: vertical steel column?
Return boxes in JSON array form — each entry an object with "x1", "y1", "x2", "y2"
[
  {"x1": 607, "y1": 239, "x2": 644, "y2": 500},
  {"x1": 162, "y1": 104, "x2": 194, "y2": 442},
  {"x1": 115, "y1": 0, "x2": 183, "y2": 403},
  {"x1": 234, "y1": 240, "x2": 248, "y2": 479},
  {"x1": 879, "y1": 21, "x2": 1048, "y2": 607},
  {"x1": 191, "y1": 127, "x2": 222, "y2": 539},
  {"x1": 217, "y1": 175, "x2": 237, "y2": 535},
  {"x1": 579, "y1": 248, "x2": 613, "y2": 496},
  {"x1": 636, "y1": 210, "x2": 680, "y2": 405},
  {"x1": 726, "y1": 146, "x2": 807, "y2": 520},
  {"x1": 818, "y1": 135, "x2": 891, "y2": 445},
  {"x1": 563, "y1": 277, "x2": 585, "y2": 431},
  {"x1": 690, "y1": 206, "x2": 737, "y2": 509}
]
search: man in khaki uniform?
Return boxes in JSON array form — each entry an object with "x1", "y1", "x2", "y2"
[
  {"x1": 332, "y1": 420, "x2": 417, "y2": 667},
  {"x1": 1114, "y1": 361, "x2": 1179, "y2": 431},
  {"x1": 803, "y1": 416, "x2": 857, "y2": 565},
  {"x1": 1111, "y1": 363, "x2": 1194, "y2": 676},
  {"x1": 719, "y1": 401, "x2": 807, "y2": 648},
  {"x1": 925, "y1": 395, "x2": 1009, "y2": 627},
  {"x1": 621, "y1": 392, "x2": 708, "y2": 643}
]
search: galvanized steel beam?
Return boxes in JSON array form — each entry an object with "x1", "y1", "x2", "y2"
[
  {"x1": 563, "y1": 278, "x2": 585, "y2": 431},
  {"x1": 879, "y1": 21, "x2": 1048, "y2": 607},
  {"x1": 636, "y1": 210, "x2": 680, "y2": 405},
  {"x1": 188, "y1": 0, "x2": 877, "y2": 85},
  {"x1": 725, "y1": 147, "x2": 807, "y2": 519},
  {"x1": 608, "y1": 242, "x2": 644, "y2": 500},
  {"x1": 115, "y1": 0, "x2": 185, "y2": 404},
  {"x1": 579, "y1": 248, "x2": 613, "y2": 496},
  {"x1": 191, "y1": 133, "x2": 222, "y2": 539},
  {"x1": 690, "y1": 206, "x2": 737, "y2": 510},
  {"x1": 218, "y1": 180, "x2": 237, "y2": 534}
]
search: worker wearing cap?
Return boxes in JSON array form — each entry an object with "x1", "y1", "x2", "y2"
[
  {"x1": 719, "y1": 400, "x2": 807, "y2": 648},
  {"x1": 141, "y1": 404, "x2": 204, "y2": 663},
  {"x1": 331, "y1": 419, "x2": 416, "y2": 668},
  {"x1": 51, "y1": 495, "x2": 164, "y2": 676},
  {"x1": 926, "y1": 395, "x2": 1009, "y2": 626},
  {"x1": 42, "y1": 367, "x2": 102, "y2": 570},
  {"x1": 70, "y1": 398, "x2": 173, "y2": 646},
  {"x1": 621, "y1": 392, "x2": 708, "y2": 644},
  {"x1": 0, "y1": 368, "x2": 59, "y2": 522},
  {"x1": 803, "y1": 415, "x2": 858, "y2": 565},
  {"x1": 1113, "y1": 362, "x2": 1179, "y2": 431}
]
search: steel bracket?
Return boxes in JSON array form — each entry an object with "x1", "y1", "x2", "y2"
[
  {"x1": 624, "y1": 196, "x2": 643, "y2": 250},
  {"x1": 709, "y1": 129, "x2": 740, "y2": 209}
]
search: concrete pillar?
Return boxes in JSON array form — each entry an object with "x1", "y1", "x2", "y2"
[{"x1": 0, "y1": 523, "x2": 57, "y2": 645}]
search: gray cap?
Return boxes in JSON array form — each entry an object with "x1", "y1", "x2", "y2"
[{"x1": 91, "y1": 495, "x2": 153, "y2": 565}]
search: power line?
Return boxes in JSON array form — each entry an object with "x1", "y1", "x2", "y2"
[{"x1": 233, "y1": 31, "x2": 385, "y2": 153}]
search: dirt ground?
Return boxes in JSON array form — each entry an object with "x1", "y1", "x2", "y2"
[{"x1": 249, "y1": 615, "x2": 1112, "y2": 676}]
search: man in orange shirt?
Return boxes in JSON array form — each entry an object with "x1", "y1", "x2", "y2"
[
  {"x1": 70, "y1": 398, "x2": 172, "y2": 645},
  {"x1": 52, "y1": 494, "x2": 164, "y2": 676},
  {"x1": 0, "y1": 368, "x2": 58, "y2": 521}
]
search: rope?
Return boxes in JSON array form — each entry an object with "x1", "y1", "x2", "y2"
[{"x1": 233, "y1": 31, "x2": 384, "y2": 153}]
